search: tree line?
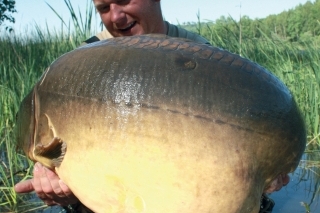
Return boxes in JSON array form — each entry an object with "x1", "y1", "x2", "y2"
[
  {"x1": 0, "y1": 0, "x2": 16, "y2": 32},
  {"x1": 182, "y1": 0, "x2": 320, "y2": 43}
]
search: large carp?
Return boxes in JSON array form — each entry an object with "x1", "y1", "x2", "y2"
[{"x1": 16, "y1": 34, "x2": 306, "y2": 213}]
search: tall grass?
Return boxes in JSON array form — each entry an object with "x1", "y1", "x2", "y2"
[
  {"x1": 0, "y1": 1, "x2": 319, "y2": 212},
  {"x1": 46, "y1": 0, "x2": 102, "y2": 48},
  {"x1": 0, "y1": 0, "x2": 97, "y2": 211},
  {"x1": 0, "y1": 30, "x2": 74, "y2": 213}
]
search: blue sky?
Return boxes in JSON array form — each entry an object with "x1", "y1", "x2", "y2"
[{"x1": 11, "y1": 0, "x2": 311, "y2": 35}]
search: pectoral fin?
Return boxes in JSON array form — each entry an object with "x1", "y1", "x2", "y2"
[
  {"x1": 33, "y1": 113, "x2": 67, "y2": 169},
  {"x1": 33, "y1": 137, "x2": 67, "y2": 169}
]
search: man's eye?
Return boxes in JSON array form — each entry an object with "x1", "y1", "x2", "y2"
[
  {"x1": 117, "y1": 0, "x2": 129, "y2": 5},
  {"x1": 97, "y1": 5, "x2": 110, "y2": 13}
]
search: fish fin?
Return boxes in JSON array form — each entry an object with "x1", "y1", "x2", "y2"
[{"x1": 33, "y1": 137, "x2": 67, "y2": 169}]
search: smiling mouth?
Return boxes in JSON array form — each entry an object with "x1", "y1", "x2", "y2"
[{"x1": 117, "y1": 21, "x2": 136, "y2": 32}]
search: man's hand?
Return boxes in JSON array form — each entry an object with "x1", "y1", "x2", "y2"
[
  {"x1": 264, "y1": 173, "x2": 290, "y2": 193},
  {"x1": 14, "y1": 162, "x2": 78, "y2": 206}
]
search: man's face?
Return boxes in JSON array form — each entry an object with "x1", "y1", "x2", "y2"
[{"x1": 93, "y1": 0, "x2": 164, "y2": 37}]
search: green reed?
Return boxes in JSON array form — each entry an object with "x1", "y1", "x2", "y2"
[
  {"x1": 0, "y1": 25, "x2": 84, "y2": 212},
  {"x1": 0, "y1": 0, "x2": 99, "y2": 211}
]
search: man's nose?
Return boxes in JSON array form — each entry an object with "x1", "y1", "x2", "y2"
[{"x1": 110, "y1": 4, "x2": 125, "y2": 23}]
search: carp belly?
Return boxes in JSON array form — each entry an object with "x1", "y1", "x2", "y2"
[{"x1": 54, "y1": 106, "x2": 261, "y2": 213}]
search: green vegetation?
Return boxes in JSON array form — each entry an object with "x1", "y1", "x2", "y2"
[
  {"x1": 0, "y1": 0, "x2": 319, "y2": 212},
  {"x1": 183, "y1": 0, "x2": 320, "y2": 43},
  {"x1": 0, "y1": 30, "x2": 73, "y2": 213}
]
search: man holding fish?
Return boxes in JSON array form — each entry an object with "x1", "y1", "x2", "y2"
[
  {"x1": 14, "y1": 0, "x2": 295, "y2": 212},
  {"x1": 15, "y1": 0, "x2": 210, "y2": 206}
]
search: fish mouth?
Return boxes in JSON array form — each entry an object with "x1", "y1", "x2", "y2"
[{"x1": 116, "y1": 21, "x2": 137, "y2": 32}]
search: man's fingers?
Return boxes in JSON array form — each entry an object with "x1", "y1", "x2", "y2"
[
  {"x1": 264, "y1": 173, "x2": 290, "y2": 193},
  {"x1": 282, "y1": 174, "x2": 290, "y2": 186},
  {"x1": 33, "y1": 163, "x2": 54, "y2": 195},
  {"x1": 59, "y1": 180, "x2": 72, "y2": 196},
  {"x1": 43, "y1": 166, "x2": 65, "y2": 196},
  {"x1": 14, "y1": 179, "x2": 34, "y2": 193},
  {"x1": 15, "y1": 162, "x2": 79, "y2": 206},
  {"x1": 37, "y1": 163, "x2": 79, "y2": 205},
  {"x1": 273, "y1": 174, "x2": 290, "y2": 191},
  {"x1": 58, "y1": 180, "x2": 79, "y2": 204}
]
